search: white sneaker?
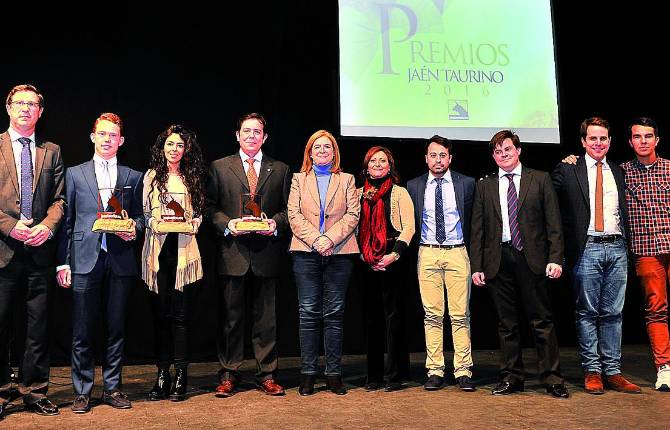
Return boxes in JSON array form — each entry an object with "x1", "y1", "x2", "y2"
[{"x1": 655, "y1": 364, "x2": 670, "y2": 391}]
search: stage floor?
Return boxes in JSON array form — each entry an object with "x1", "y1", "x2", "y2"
[{"x1": 3, "y1": 345, "x2": 669, "y2": 429}]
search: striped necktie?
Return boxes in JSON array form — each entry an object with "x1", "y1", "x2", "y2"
[{"x1": 505, "y1": 173, "x2": 523, "y2": 251}]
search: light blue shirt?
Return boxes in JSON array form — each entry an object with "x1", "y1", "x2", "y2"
[
  {"x1": 421, "y1": 170, "x2": 463, "y2": 245},
  {"x1": 8, "y1": 127, "x2": 36, "y2": 196},
  {"x1": 498, "y1": 163, "x2": 522, "y2": 242}
]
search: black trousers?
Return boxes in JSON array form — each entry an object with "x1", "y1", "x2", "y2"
[
  {"x1": 217, "y1": 271, "x2": 278, "y2": 382},
  {"x1": 0, "y1": 250, "x2": 51, "y2": 405},
  {"x1": 360, "y1": 260, "x2": 410, "y2": 383},
  {"x1": 150, "y1": 233, "x2": 194, "y2": 370},
  {"x1": 488, "y1": 245, "x2": 563, "y2": 386}
]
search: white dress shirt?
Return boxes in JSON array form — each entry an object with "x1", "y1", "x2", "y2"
[
  {"x1": 239, "y1": 149, "x2": 263, "y2": 178},
  {"x1": 8, "y1": 127, "x2": 36, "y2": 195},
  {"x1": 498, "y1": 163, "x2": 522, "y2": 243},
  {"x1": 421, "y1": 170, "x2": 464, "y2": 245},
  {"x1": 584, "y1": 154, "x2": 621, "y2": 235},
  {"x1": 93, "y1": 154, "x2": 118, "y2": 209}
]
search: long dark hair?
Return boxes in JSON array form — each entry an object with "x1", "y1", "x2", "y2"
[{"x1": 148, "y1": 124, "x2": 206, "y2": 216}]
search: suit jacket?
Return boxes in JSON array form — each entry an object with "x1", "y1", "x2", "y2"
[
  {"x1": 470, "y1": 166, "x2": 563, "y2": 278},
  {"x1": 0, "y1": 131, "x2": 65, "y2": 268},
  {"x1": 287, "y1": 171, "x2": 360, "y2": 254},
  {"x1": 552, "y1": 156, "x2": 629, "y2": 269},
  {"x1": 206, "y1": 153, "x2": 291, "y2": 277},
  {"x1": 59, "y1": 160, "x2": 144, "y2": 275},
  {"x1": 406, "y1": 170, "x2": 475, "y2": 249}
]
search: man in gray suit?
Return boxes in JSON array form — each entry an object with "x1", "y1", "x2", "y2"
[
  {"x1": 0, "y1": 84, "x2": 64, "y2": 418},
  {"x1": 470, "y1": 130, "x2": 568, "y2": 398},
  {"x1": 206, "y1": 113, "x2": 291, "y2": 397},
  {"x1": 56, "y1": 113, "x2": 144, "y2": 413}
]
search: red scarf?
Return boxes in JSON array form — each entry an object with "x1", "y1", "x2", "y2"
[{"x1": 359, "y1": 177, "x2": 393, "y2": 265}]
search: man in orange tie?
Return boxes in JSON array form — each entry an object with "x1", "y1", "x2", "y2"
[
  {"x1": 206, "y1": 113, "x2": 291, "y2": 397},
  {"x1": 552, "y1": 117, "x2": 640, "y2": 394}
]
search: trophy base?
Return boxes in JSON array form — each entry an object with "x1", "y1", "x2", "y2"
[
  {"x1": 92, "y1": 218, "x2": 135, "y2": 233},
  {"x1": 237, "y1": 217, "x2": 271, "y2": 232},
  {"x1": 154, "y1": 222, "x2": 193, "y2": 234}
]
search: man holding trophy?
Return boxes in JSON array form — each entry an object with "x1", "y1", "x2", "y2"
[
  {"x1": 56, "y1": 113, "x2": 144, "y2": 413},
  {"x1": 206, "y1": 113, "x2": 291, "y2": 397}
]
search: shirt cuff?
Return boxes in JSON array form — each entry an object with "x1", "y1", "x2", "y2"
[{"x1": 56, "y1": 264, "x2": 70, "y2": 272}]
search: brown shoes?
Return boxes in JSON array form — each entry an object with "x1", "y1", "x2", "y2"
[
  {"x1": 584, "y1": 372, "x2": 604, "y2": 394},
  {"x1": 258, "y1": 379, "x2": 285, "y2": 396},
  {"x1": 606, "y1": 374, "x2": 642, "y2": 394},
  {"x1": 215, "y1": 380, "x2": 235, "y2": 397}
]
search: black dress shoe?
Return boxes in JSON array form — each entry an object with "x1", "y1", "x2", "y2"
[
  {"x1": 491, "y1": 380, "x2": 524, "y2": 395},
  {"x1": 365, "y1": 381, "x2": 384, "y2": 391},
  {"x1": 170, "y1": 368, "x2": 188, "y2": 402},
  {"x1": 148, "y1": 368, "x2": 172, "y2": 401},
  {"x1": 25, "y1": 398, "x2": 59, "y2": 416},
  {"x1": 299, "y1": 374, "x2": 316, "y2": 396},
  {"x1": 546, "y1": 383, "x2": 569, "y2": 398},
  {"x1": 325, "y1": 376, "x2": 347, "y2": 395},
  {"x1": 424, "y1": 374, "x2": 444, "y2": 391},
  {"x1": 72, "y1": 395, "x2": 91, "y2": 413},
  {"x1": 0, "y1": 402, "x2": 6, "y2": 420},
  {"x1": 102, "y1": 390, "x2": 132, "y2": 409},
  {"x1": 384, "y1": 381, "x2": 403, "y2": 392},
  {"x1": 457, "y1": 375, "x2": 476, "y2": 392}
]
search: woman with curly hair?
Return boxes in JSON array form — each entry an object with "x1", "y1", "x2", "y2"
[{"x1": 141, "y1": 124, "x2": 205, "y2": 401}]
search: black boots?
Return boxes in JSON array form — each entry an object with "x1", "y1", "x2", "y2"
[
  {"x1": 170, "y1": 368, "x2": 188, "y2": 401},
  {"x1": 148, "y1": 368, "x2": 171, "y2": 401},
  {"x1": 326, "y1": 375, "x2": 347, "y2": 395},
  {"x1": 299, "y1": 374, "x2": 316, "y2": 396}
]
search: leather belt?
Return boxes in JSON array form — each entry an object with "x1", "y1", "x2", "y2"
[
  {"x1": 588, "y1": 235, "x2": 622, "y2": 243},
  {"x1": 420, "y1": 243, "x2": 464, "y2": 249}
]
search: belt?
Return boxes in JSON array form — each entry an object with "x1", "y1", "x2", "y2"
[
  {"x1": 588, "y1": 235, "x2": 622, "y2": 243},
  {"x1": 420, "y1": 243, "x2": 464, "y2": 249},
  {"x1": 501, "y1": 241, "x2": 513, "y2": 247}
]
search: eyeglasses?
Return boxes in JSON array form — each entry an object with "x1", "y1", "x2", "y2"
[{"x1": 10, "y1": 100, "x2": 41, "y2": 109}]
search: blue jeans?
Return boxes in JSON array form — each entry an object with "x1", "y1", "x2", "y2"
[
  {"x1": 292, "y1": 252, "x2": 353, "y2": 376},
  {"x1": 572, "y1": 237, "x2": 627, "y2": 375}
]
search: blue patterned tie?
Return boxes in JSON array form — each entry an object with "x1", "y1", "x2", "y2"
[
  {"x1": 505, "y1": 174, "x2": 523, "y2": 251},
  {"x1": 435, "y1": 177, "x2": 446, "y2": 243},
  {"x1": 19, "y1": 137, "x2": 33, "y2": 219}
]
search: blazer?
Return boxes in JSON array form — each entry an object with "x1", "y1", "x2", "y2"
[
  {"x1": 59, "y1": 160, "x2": 144, "y2": 275},
  {"x1": 287, "y1": 170, "x2": 360, "y2": 254},
  {"x1": 0, "y1": 131, "x2": 65, "y2": 268},
  {"x1": 470, "y1": 166, "x2": 563, "y2": 278},
  {"x1": 406, "y1": 170, "x2": 475, "y2": 249},
  {"x1": 205, "y1": 152, "x2": 291, "y2": 277},
  {"x1": 552, "y1": 156, "x2": 629, "y2": 268}
]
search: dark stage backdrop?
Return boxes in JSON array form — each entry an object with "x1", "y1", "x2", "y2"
[{"x1": 4, "y1": 2, "x2": 665, "y2": 366}]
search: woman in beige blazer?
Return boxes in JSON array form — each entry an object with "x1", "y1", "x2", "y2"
[{"x1": 288, "y1": 130, "x2": 360, "y2": 396}]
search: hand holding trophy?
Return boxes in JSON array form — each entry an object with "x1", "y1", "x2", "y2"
[
  {"x1": 92, "y1": 189, "x2": 135, "y2": 233},
  {"x1": 153, "y1": 192, "x2": 194, "y2": 234}
]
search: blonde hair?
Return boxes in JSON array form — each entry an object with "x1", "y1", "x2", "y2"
[{"x1": 300, "y1": 130, "x2": 342, "y2": 173}]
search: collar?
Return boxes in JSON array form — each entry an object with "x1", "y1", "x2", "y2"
[
  {"x1": 498, "y1": 163, "x2": 522, "y2": 179},
  {"x1": 8, "y1": 127, "x2": 36, "y2": 145},
  {"x1": 428, "y1": 170, "x2": 452, "y2": 184},
  {"x1": 93, "y1": 154, "x2": 118, "y2": 167},
  {"x1": 239, "y1": 149, "x2": 263, "y2": 165},
  {"x1": 584, "y1": 153, "x2": 608, "y2": 169}
]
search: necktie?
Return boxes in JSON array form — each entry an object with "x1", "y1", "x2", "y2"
[
  {"x1": 19, "y1": 137, "x2": 33, "y2": 219},
  {"x1": 505, "y1": 174, "x2": 523, "y2": 251},
  {"x1": 595, "y1": 161, "x2": 604, "y2": 232},
  {"x1": 435, "y1": 177, "x2": 446, "y2": 243},
  {"x1": 246, "y1": 158, "x2": 258, "y2": 196},
  {"x1": 101, "y1": 160, "x2": 111, "y2": 252}
]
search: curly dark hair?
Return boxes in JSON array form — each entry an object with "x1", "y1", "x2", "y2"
[{"x1": 148, "y1": 124, "x2": 206, "y2": 216}]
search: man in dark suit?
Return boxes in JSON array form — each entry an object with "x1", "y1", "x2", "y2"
[
  {"x1": 470, "y1": 130, "x2": 568, "y2": 398},
  {"x1": 0, "y1": 84, "x2": 64, "y2": 418},
  {"x1": 552, "y1": 117, "x2": 640, "y2": 394},
  {"x1": 206, "y1": 113, "x2": 291, "y2": 397},
  {"x1": 407, "y1": 135, "x2": 476, "y2": 392},
  {"x1": 56, "y1": 113, "x2": 144, "y2": 413}
]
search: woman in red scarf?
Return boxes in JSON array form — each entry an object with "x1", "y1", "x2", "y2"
[{"x1": 357, "y1": 146, "x2": 415, "y2": 391}]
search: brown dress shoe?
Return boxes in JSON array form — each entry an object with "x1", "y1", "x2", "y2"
[
  {"x1": 215, "y1": 380, "x2": 235, "y2": 398},
  {"x1": 584, "y1": 372, "x2": 604, "y2": 394},
  {"x1": 258, "y1": 379, "x2": 285, "y2": 396},
  {"x1": 606, "y1": 374, "x2": 642, "y2": 393}
]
